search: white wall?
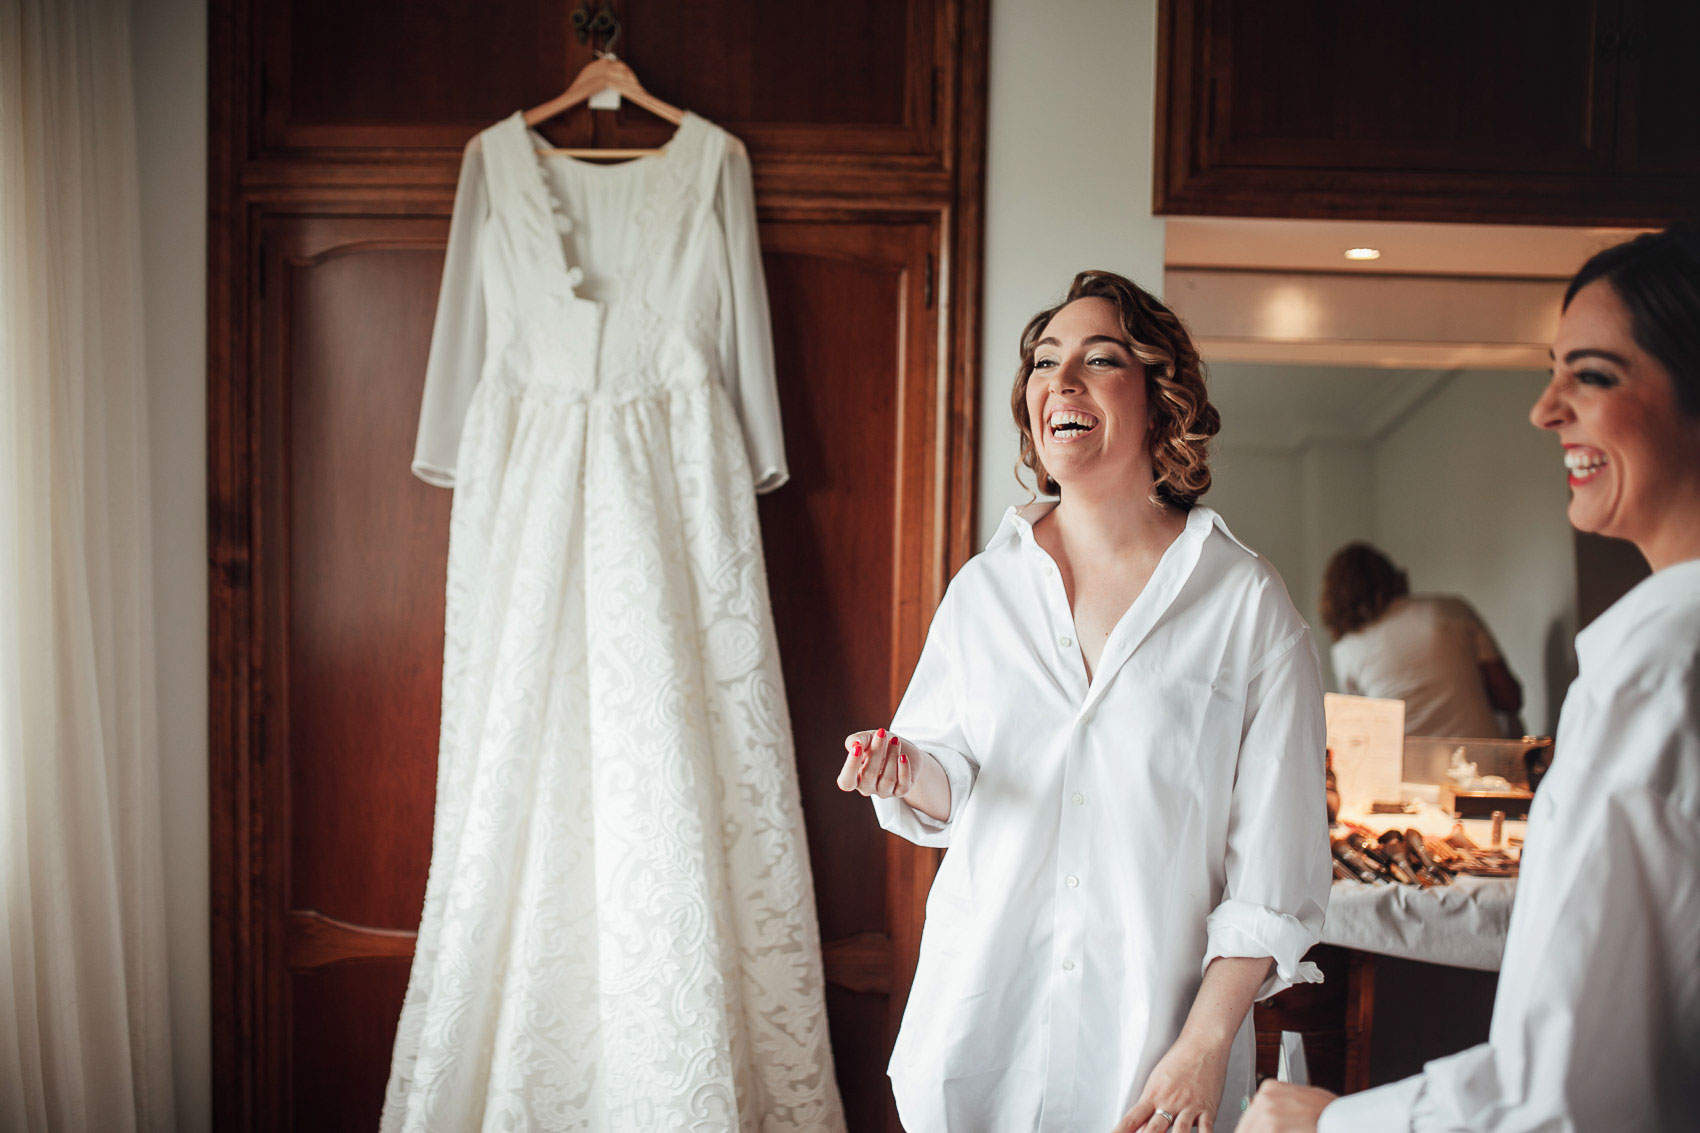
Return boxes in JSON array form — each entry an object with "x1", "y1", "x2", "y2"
[
  {"x1": 977, "y1": 0, "x2": 1166, "y2": 543},
  {"x1": 1207, "y1": 442, "x2": 1376, "y2": 689},
  {"x1": 130, "y1": 1, "x2": 210, "y2": 1130}
]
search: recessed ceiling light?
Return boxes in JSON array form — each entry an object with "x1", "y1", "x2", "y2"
[{"x1": 1344, "y1": 247, "x2": 1382, "y2": 261}]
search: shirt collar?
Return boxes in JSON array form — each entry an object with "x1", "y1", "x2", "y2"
[
  {"x1": 1575, "y1": 557, "x2": 1700, "y2": 664},
  {"x1": 989, "y1": 500, "x2": 1257, "y2": 559}
]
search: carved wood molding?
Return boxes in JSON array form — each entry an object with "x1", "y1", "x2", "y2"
[{"x1": 286, "y1": 910, "x2": 417, "y2": 970}]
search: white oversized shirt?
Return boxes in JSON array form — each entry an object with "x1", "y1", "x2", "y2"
[
  {"x1": 875, "y1": 503, "x2": 1332, "y2": 1133},
  {"x1": 1320, "y1": 559, "x2": 1700, "y2": 1133}
]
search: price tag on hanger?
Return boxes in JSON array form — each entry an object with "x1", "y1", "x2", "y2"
[{"x1": 589, "y1": 87, "x2": 621, "y2": 110}]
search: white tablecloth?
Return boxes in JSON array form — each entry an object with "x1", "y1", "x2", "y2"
[{"x1": 1319, "y1": 875, "x2": 1517, "y2": 971}]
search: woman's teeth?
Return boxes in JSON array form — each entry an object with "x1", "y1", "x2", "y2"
[
  {"x1": 1565, "y1": 450, "x2": 1607, "y2": 481},
  {"x1": 1048, "y1": 410, "x2": 1099, "y2": 440}
]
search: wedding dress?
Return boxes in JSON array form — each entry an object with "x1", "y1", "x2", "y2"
[{"x1": 383, "y1": 109, "x2": 844, "y2": 1133}]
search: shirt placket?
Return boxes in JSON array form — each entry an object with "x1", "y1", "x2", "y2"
[{"x1": 1032, "y1": 536, "x2": 1090, "y2": 1131}]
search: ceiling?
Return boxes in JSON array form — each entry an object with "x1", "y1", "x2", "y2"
[
  {"x1": 1165, "y1": 217, "x2": 1652, "y2": 279},
  {"x1": 1166, "y1": 216, "x2": 1646, "y2": 446},
  {"x1": 1206, "y1": 363, "x2": 1458, "y2": 450}
]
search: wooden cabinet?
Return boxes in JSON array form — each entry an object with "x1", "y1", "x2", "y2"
[
  {"x1": 1155, "y1": 0, "x2": 1700, "y2": 225},
  {"x1": 209, "y1": 3, "x2": 986, "y2": 1130}
]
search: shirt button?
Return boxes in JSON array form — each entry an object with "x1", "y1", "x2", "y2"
[
  {"x1": 1062, "y1": 959, "x2": 1076, "y2": 972},
  {"x1": 1071, "y1": 792, "x2": 1085, "y2": 806},
  {"x1": 1059, "y1": 635, "x2": 1073, "y2": 648},
  {"x1": 1044, "y1": 564, "x2": 1055, "y2": 576},
  {"x1": 1065, "y1": 875, "x2": 1080, "y2": 888}
]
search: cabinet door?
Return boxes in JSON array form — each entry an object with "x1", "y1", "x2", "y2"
[
  {"x1": 1614, "y1": 0, "x2": 1700, "y2": 176},
  {"x1": 257, "y1": 0, "x2": 949, "y2": 164},
  {"x1": 221, "y1": 211, "x2": 950, "y2": 1131},
  {"x1": 243, "y1": 215, "x2": 453, "y2": 1133},
  {"x1": 1199, "y1": 0, "x2": 1617, "y2": 176},
  {"x1": 757, "y1": 215, "x2": 948, "y2": 1133},
  {"x1": 1151, "y1": 0, "x2": 1700, "y2": 223}
]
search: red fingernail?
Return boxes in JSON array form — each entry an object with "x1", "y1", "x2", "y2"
[
  {"x1": 852, "y1": 741, "x2": 862, "y2": 756},
  {"x1": 876, "y1": 728, "x2": 886, "y2": 739},
  {"x1": 900, "y1": 753, "x2": 908, "y2": 764}
]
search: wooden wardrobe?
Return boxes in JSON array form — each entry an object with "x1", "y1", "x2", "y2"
[{"x1": 206, "y1": 3, "x2": 988, "y2": 1129}]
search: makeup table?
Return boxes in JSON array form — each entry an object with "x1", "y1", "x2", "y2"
[{"x1": 1254, "y1": 809, "x2": 1522, "y2": 1092}]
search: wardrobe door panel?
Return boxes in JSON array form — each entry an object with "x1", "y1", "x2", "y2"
[
  {"x1": 279, "y1": 231, "x2": 447, "y2": 933},
  {"x1": 260, "y1": 0, "x2": 948, "y2": 161},
  {"x1": 212, "y1": 2, "x2": 986, "y2": 1128},
  {"x1": 758, "y1": 214, "x2": 945, "y2": 1133},
  {"x1": 248, "y1": 215, "x2": 451, "y2": 1130},
  {"x1": 290, "y1": 963, "x2": 413, "y2": 1133},
  {"x1": 263, "y1": 0, "x2": 569, "y2": 150}
]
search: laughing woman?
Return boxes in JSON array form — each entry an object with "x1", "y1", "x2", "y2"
[
  {"x1": 838, "y1": 271, "x2": 1331, "y2": 1133},
  {"x1": 1244, "y1": 227, "x2": 1700, "y2": 1132}
]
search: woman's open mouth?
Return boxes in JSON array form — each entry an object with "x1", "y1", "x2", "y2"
[
  {"x1": 1564, "y1": 445, "x2": 1607, "y2": 486},
  {"x1": 1047, "y1": 409, "x2": 1100, "y2": 444}
]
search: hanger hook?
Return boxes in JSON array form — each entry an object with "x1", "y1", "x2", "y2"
[{"x1": 590, "y1": 3, "x2": 622, "y2": 58}]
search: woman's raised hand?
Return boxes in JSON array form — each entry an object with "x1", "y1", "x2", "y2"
[{"x1": 836, "y1": 728, "x2": 915, "y2": 798}]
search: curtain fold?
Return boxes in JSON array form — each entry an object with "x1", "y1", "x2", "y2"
[{"x1": 0, "y1": 0, "x2": 177, "y2": 1128}]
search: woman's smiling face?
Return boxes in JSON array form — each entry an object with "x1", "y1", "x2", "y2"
[
  {"x1": 1532, "y1": 278, "x2": 1700, "y2": 567},
  {"x1": 1024, "y1": 297, "x2": 1152, "y2": 494}
]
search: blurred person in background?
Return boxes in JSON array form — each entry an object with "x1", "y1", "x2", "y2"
[{"x1": 1320, "y1": 542, "x2": 1524, "y2": 737}]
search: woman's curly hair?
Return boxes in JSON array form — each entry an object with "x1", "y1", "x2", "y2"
[
  {"x1": 1319, "y1": 542, "x2": 1411, "y2": 641},
  {"x1": 1011, "y1": 270, "x2": 1220, "y2": 510}
]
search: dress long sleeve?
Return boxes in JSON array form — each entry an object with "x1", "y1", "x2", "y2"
[
  {"x1": 412, "y1": 138, "x2": 489, "y2": 487},
  {"x1": 1202, "y1": 624, "x2": 1332, "y2": 998},
  {"x1": 714, "y1": 138, "x2": 788, "y2": 494}
]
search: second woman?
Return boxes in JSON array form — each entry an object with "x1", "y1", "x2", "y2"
[{"x1": 838, "y1": 270, "x2": 1332, "y2": 1133}]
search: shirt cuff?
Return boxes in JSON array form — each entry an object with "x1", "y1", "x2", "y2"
[
  {"x1": 1203, "y1": 900, "x2": 1323, "y2": 998},
  {"x1": 1317, "y1": 1075, "x2": 1423, "y2": 1133},
  {"x1": 870, "y1": 743, "x2": 973, "y2": 848}
]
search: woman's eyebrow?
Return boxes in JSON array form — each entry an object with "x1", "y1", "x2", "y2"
[
  {"x1": 1034, "y1": 334, "x2": 1132, "y2": 350},
  {"x1": 1562, "y1": 348, "x2": 1630, "y2": 367}
]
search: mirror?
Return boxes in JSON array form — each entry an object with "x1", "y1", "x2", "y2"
[{"x1": 1205, "y1": 362, "x2": 1580, "y2": 736}]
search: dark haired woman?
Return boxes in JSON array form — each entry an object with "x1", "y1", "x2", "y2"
[
  {"x1": 837, "y1": 272, "x2": 1331, "y2": 1133},
  {"x1": 1319, "y1": 542, "x2": 1523, "y2": 737},
  {"x1": 1246, "y1": 227, "x2": 1700, "y2": 1131}
]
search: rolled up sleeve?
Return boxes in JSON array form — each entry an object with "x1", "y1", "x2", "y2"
[
  {"x1": 875, "y1": 585, "x2": 979, "y2": 847},
  {"x1": 1202, "y1": 625, "x2": 1332, "y2": 997}
]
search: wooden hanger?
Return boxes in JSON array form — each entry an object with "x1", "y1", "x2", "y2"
[{"x1": 525, "y1": 51, "x2": 685, "y2": 159}]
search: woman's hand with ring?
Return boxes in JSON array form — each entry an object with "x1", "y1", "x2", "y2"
[
  {"x1": 836, "y1": 728, "x2": 914, "y2": 799},
  {"x1": 1111, "y1": 1033, "x2": 1229, "y2": 1132}
]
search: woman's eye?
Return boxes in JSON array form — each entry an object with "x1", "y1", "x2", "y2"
[
  {"x1": 1576, "y1": 368, "x2": 1619, "y2": 389},
  {"x1": 1032, "y1": 358, "x2": 1057, "y2": 370},
  {"x1": 1088, "y1": 355, "x2": 1121, "y2": 367}
]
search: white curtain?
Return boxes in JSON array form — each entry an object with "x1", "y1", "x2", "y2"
[{"x1": 0, "y1": 0, "x2": 177, "y2": 1129}]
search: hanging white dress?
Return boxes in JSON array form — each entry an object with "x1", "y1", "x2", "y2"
[{"x1": 383, "y1": 111, "x2": 845, "y2": 1133}]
